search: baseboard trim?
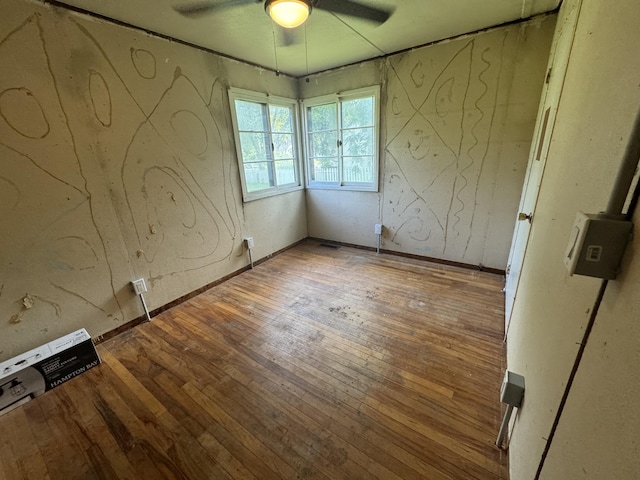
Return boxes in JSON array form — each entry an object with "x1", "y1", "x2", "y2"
[
  {"x1": 95, "y1": 236, "x2": 503, "y2": 345},
  {"x1": 307, "y1": 237, "x2": 506, "y2": 275},
  {"x1": 95, "y1": 238, "x2": 307, "y2": 345}
]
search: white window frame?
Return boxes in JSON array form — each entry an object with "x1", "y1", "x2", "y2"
[
  {"x1": 302, "y1": 86, "x2": 380, "y2": 192},
  {"x1": 228, "y1": 88, "x2": 304, "y2": 202}
]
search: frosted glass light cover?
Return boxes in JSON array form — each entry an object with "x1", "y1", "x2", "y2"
[{"x1": 267, "y1": 0, "x2": 310, "y2": 28}]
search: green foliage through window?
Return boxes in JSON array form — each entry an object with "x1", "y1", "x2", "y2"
[
  {"x1": 229, "y1": 90, "x2": 301, "y2": 200},
  {"x1": 303, "y1": 87, "x2": 379, "y2": 190}
]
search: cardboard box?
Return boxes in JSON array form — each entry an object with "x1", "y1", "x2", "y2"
[{"x1": 0, "y1": 329, "x2": 100, "y2": 415}]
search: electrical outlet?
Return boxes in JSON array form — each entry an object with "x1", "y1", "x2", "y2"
[
  {"x1": 244, "y1": 237, "x2": 254, "y2": 249},
  {"x1": 131, "y1": 278, "x2": 147, "y2": 295},
  {"x1": 374, "y1": 224, "x2": 382, "y2": 235},
  {"x1": 500, "y1": 371, "x2": 525, "y2": 407}
]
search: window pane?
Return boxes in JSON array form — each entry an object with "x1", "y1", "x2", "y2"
[
  {"x1": 343, "y1": 156, "x2": 374, "y2": 183},
  {"x1": 343, "y1": 127, "x2": 373, "y2": 156},
  {"x1": 275, "y1": 160, "x2": 296, "y2": 185},
  {"x1": 308, "y1": 104, "x2": 337, "y2": 131},
  {"x1": 244, "y1": 162, "x2": 274, "y2": 192},
  {"x1": 273, "y1": 133, "x2": 293, "y2": 160},
  {"x1": 309, "y1": 131, "x2": 337, "y2": 158},
  {"x1": 313, "y1": 157, "x2": 339, "y2": 182},
  {"x1": 235, "y1": 100, "x2": 267, "y2": 131},
  {"x1": 230, "y1": 90, "x2": 301, "y2": 200},
  {"x1": 269, "y1": 105, "x2": 292, "y2": 133},
  {"x1": 239, "y1": 132, "x2": 270, "y2": 161},
  {"x1": 342, "y1": 97, "x2": 374, "y2": 128}
]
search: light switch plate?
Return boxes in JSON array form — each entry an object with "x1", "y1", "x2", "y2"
[{"x1": 564, "y1": 212, "x2": 633, "y2": 279}]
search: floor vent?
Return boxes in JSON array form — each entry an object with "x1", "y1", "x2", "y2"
[{"x1": 320, "y1": 243, "x2": 341, "y2": 249}]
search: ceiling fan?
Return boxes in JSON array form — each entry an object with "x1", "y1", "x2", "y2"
[{"x1": 173, "y1": 0, "x2": 394, "y2": 29}]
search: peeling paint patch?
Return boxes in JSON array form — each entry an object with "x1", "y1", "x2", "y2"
[{"x1": 22, "y1": 294, "x2": 35, "y2": 309}]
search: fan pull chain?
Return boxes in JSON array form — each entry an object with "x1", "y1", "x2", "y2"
[
  {"x1": 305, "y1": 22, "x2": 309, "y2": 81},
  {"x1": 271, "y1": 22, "x2": 280, "y2": 75}
]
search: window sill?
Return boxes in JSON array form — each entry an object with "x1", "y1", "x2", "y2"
[
  {"x1": 242, "y1": 184, "x2": 304, "y2": 203},
  {"x1": 306, "y1": 183, "x2": 378, "y2": 193}
]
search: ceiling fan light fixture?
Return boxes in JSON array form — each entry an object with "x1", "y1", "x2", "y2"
[{"x1": 265, "y1": 0, "x2": 311, "y2": 29}]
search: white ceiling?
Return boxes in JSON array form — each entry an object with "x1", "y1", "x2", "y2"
[{"x1": 56, "y1": 0, "x2": 561, "y2": 77}]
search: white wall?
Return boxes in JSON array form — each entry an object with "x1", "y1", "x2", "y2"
[
  {"x1": 0, "y1": 0, "x2": 306, "y2": 360},
  {"x1": 507, "y1": 0, "x2": 640, "y2": 478},
  {"x1": 302, "y1": 62, "x2": 386, "y2": 247},
  {"x1": 302, "y1": 16, "x2": 556, "y2": 269}
]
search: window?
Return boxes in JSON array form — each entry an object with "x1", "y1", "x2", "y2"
[
  {"x1": 303, "y1": 86, "x2": 380, "y2": 191},
  {"x1": 229, "y1": 89, "x2": 302, "y2": 201}
]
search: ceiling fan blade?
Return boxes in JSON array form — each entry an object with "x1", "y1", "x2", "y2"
[
  {"x1": 315, "y1": 0, "x2": 394, "y2": 25},
  {"x1": 173, "y1": 0, "x2": 256, "y2": 17}
]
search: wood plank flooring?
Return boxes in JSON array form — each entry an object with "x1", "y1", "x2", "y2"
[{"x1": 0, "y1": 241, "x2": 508, "y2": 479}]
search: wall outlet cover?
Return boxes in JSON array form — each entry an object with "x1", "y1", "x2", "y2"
[{"x1": 132, "y1": 278, "x2": 147, "y2": 295}]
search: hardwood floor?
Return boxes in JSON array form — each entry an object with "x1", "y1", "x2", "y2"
[{"x1": 0, "y1": 241, "x2": 509, "y2": 479}]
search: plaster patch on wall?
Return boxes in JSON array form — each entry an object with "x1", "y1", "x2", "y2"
[
  {"x1": 382, "y1": 30, "x2": 512, "y2": 264},
  {"x1": 8, "y1": 293, "x2": 60, "y2": 325},
  {"x1": 22, "y1": 294, "x2": 34, "y2": 309},
  {"x1": 88, "y1": 69, "x2": 112, "y2": 127},
  {"x1": 0, "y1": 13, "x2": 124, "y2": 339},
  {"x1": 119, "y1": 69, "x2": 239, "y2": 279},
  {"x1": 0, "y1": 87, "x2": 50, "y2": 139},
  {"x1": 0, "y1": 3, "x2": 247, "y2": 358},
  {"x1": 130, "y1": 47, "x2": 157, "y2": 80}
]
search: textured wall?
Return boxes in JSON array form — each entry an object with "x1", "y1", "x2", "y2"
[
  {"x1": 507, "y1": 0, "x2": 640, "y2": 478},
  {"x1": 0, "y1": 0, "x2": 304, "y2": 360},
  {"x1": 304, "y1": 16, "x2": 555, "y2": 269}
]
